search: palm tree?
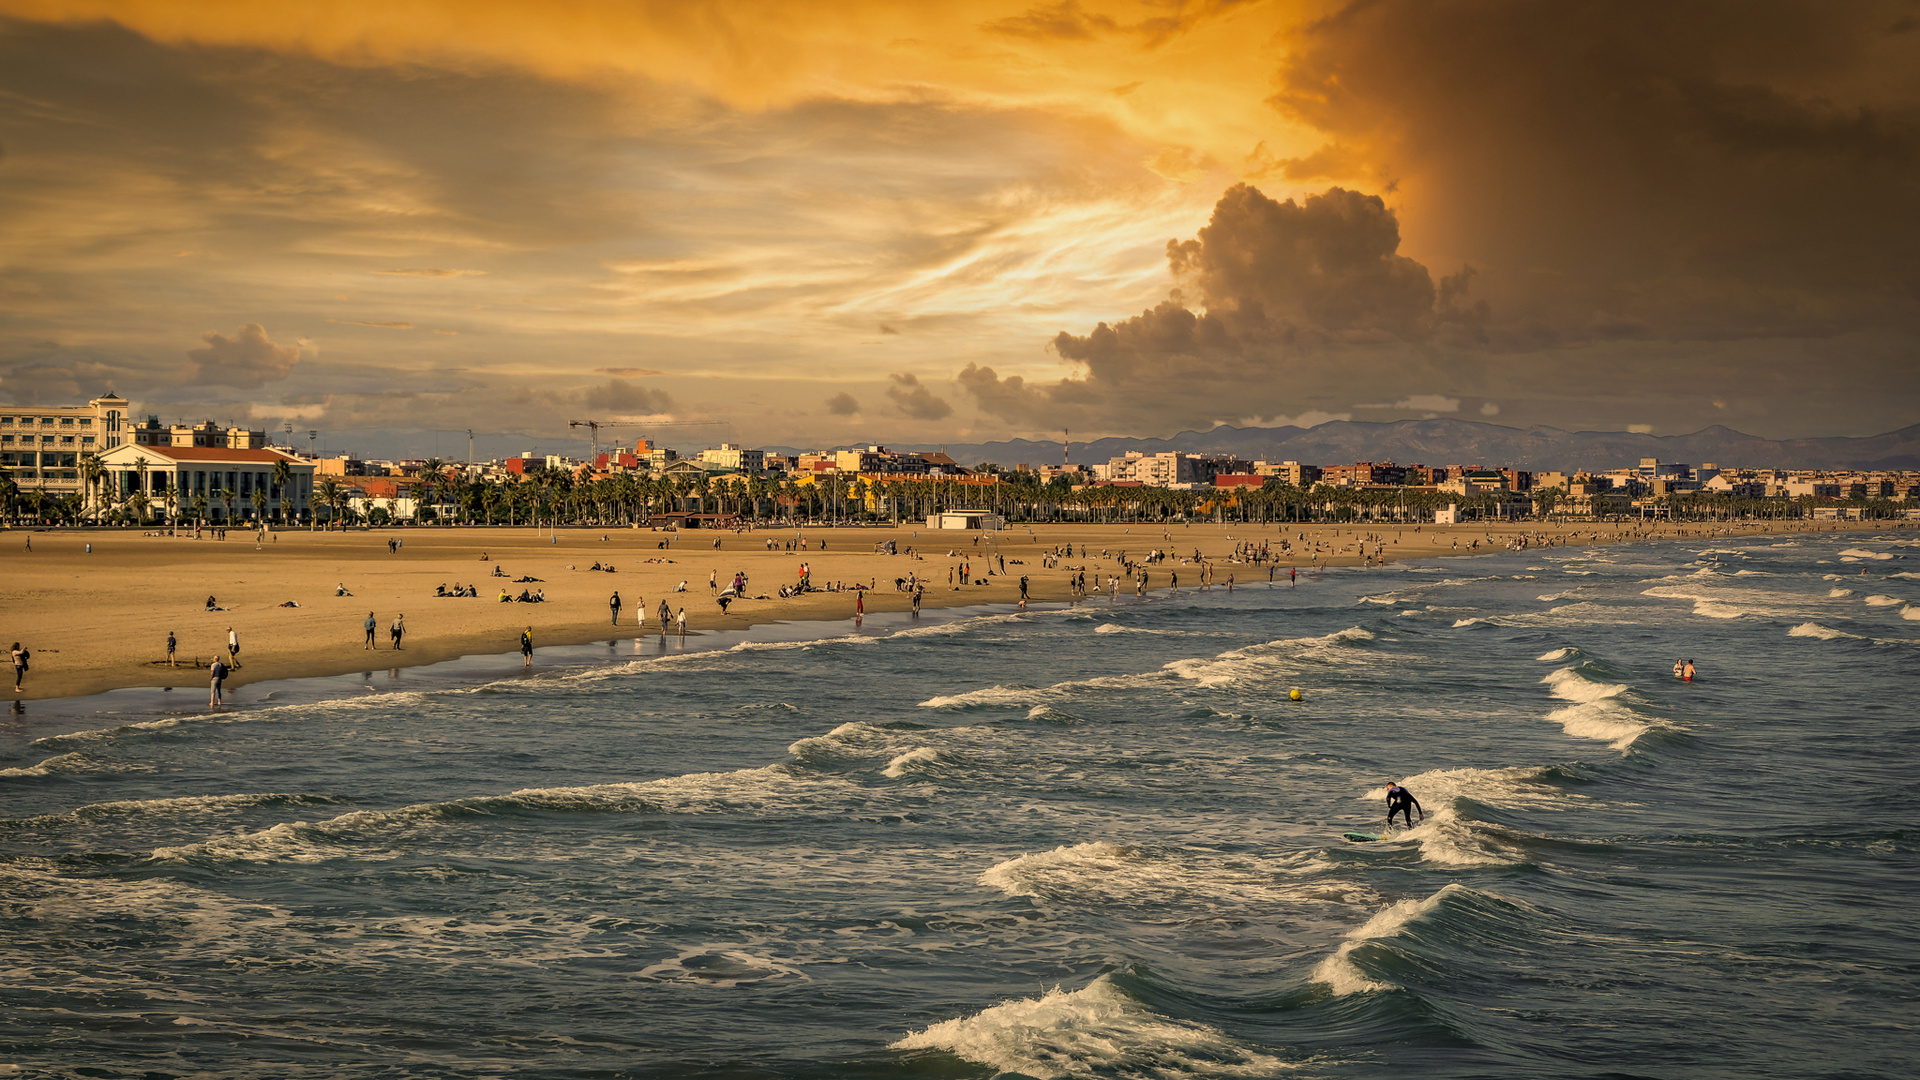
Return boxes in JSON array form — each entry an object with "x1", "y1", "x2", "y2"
[
  {"x1": 251, "y1": 485, "x2": 268, "y2": 524},
  {"x1": 271, "y1": 456, "x2": 292, "y2": 524},
  {"x1": 79, "y1": 452, "x2": 105, "y2": 523},
  {"x1": 316, "y1": 476, "x2": 343, "y2": 528},
  {"x1": 218, "y1": 486, "x2": 236, "y2": 525},
  {"x1": 192, "y1": 492, "x2": 209, "y2": 525},
  {"x1": 134, "y1": 457, "x2": 151, "y2": 518}
]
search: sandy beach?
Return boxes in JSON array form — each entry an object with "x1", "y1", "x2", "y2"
[{"x1": 0, "y1": 517, "x2": 1892, "y2": 701}]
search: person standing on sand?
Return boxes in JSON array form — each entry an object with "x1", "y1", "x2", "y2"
[
  {"x1": 390, "y1": 614, "x2": 405, "y2": 650},
  {"x1": 677, "y1": 607, "x2": 687, "y2": 635},
  {"x1": 209, "y1": 656, "x2": 227, "y2": 707},
  {"x1": 226, "y1": 628, "x2": 241, "y2": 669},
  {"x1": 166, "y1": 632, "x2": 176, "y2": 667},
  {"x1": 658, "y1": 600, "x2": 672, "y2": 635},
  {"x1": 609, "y1": 591, "x2": 622, "y2": 626},
  {"x1": 11, "y1": 642, "x2": 26, "y2": 692},
  {"x1": 521, "y1": 628, "x2": 534, "y2": 666}
]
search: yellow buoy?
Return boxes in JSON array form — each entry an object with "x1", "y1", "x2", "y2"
[{"x1": 1289, "y1": 688, "x2": 1303, "y2": 701}]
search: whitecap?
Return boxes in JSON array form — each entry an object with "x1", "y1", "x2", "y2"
[
  {"x1": 1535, "y1": 647, "x2": 1577, "y2": 662},
  {"x1": 1864, "y1": 594, "x2": 1903, "y2": 607},
  {"x1": 636, "y1": 947, "x2": 807, "y2": 987},
  {"x1": 1904, "y1": 607, "x2": 1920, "y2": 621},
  {"x1": 890, "y1": 973, "x2": 1296, "y2": 1077},
  {"x1": 881, "y1": 747, "x2": 943, "y2": 778},
  {"x1": 1841, "y1": 548, "x2": 1894, "y2": 560},
  {"x1": 1788, "y1": 623, "x2": 1862, "y2": 641},
  {"x1": 979, "y1": 841, "x2": 1344, "y2": 909},
  {"x1": 1829, "y1": 588, "x2": 1855, "y2": 598},
  {"x1": 1311, "y1": 885, "x2": 1465, "y2": 995}
]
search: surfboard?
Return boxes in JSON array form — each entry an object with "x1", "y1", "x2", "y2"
[{"x1": 1343, "y1": 831, "x2": 1386, "y2": 843}]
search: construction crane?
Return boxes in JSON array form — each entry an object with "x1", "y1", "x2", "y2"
[{"x1": 568, "y1": 418, "x2": 726, "y2": 460}]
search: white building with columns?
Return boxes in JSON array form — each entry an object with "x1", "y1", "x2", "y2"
[{"x1": 95, "y1": 443, "x2": 315, "y2": 523}]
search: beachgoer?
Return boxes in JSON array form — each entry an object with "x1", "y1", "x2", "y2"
[
  {"x1": 1673, "y1": 658, "x2": 1685, "y2": 678},
  {"x1": 209, "y1": 657, "x2": 227, "y2": 706},
  {"x1": 226, "y1": 628, "x2": 241, "y2": 669},
  {"x1": 1385, "y1": 782, "x2": 1424, "y2": 828},
  {"x1": 390, "y1": 614, "x2": 405, "y2": 650},
  {"x1": 677, "y1": 607, "x2": 687, "y2": 635},
  {"x1": 364, "y1": 612, "x2": 377, "y2": 649},
  {"x1": 521, "y1": 628, "x2": 534, "y2": 666},
  {"x1": 166, "y1": 632, "x2": 176, "y2": 666},
  {"x1": 10, "y1": 643, "x2": 25, "y2": 692},
  {"x1": 610, "y1": 591, "x2": 622, "y2": 625},
  {"x1": 1683, "y1": 659, "x2": 1696, "y2": 682}
]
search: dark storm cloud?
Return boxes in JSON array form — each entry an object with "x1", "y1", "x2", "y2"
[
  {"x1": 1268, "y1": 0, "x2": 1920, "y2": 342},
  {"x1": 584, "y1": 378, "x2": 676, "y2": 416},
  {"x1": 824, "y1": 392, "x2": 861, "y2": 415},
  {"x1": 182, "y1": 323, "x2": 300, "y2": 388},
  {"x1": 885, "y1": 373, "x2": 952, "y2": 420}
]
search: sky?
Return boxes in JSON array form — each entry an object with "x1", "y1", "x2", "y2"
[{"x1": 1, "y1": 0, "x2": 1916, "y2": 457}]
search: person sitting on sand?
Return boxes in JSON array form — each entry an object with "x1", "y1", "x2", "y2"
[
  {"x1": 336, "y1": 583, "x2": 352, "y2": 596},
  {"x1": 499, "y1": 589, "x2": 512, "y2": 603},
  {"x1": 206, "y1": 595, "x2": 219, "y2": 610}
]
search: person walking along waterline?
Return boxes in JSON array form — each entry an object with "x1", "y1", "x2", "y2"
[
  {"x1": 226, "y1": 627, "x2": 241, "y2": 669},
  {"x1": 364, "y1": 612, "x2": 377, "y2": 650},
  {"x1": 11, "y1": 642, "x2": 26, "y2": 693},
  {"x1": 209, "y1": 656, "x2": 227, "y2": 707},
  {"x1": 166, "y1": 631, "x2": 176, "y2": 667},
  {"x1": 609, "y1": 591, "x2": 622, "y2": 626},
  {"x1": 521, "y1": 628, "x2": 534, "y2": 667},
  {"x1": 390, "y1": 614, "x2": 406, "y2": 650}
]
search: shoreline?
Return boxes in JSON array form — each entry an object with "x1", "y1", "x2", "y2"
[{"x1": 2, "y1": 518, "x2": 1901, "y2": 711}]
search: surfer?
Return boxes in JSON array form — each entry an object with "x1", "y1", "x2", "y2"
[{"x1": 1385, "y1": 781, "x2": 1424, "y2": 828}]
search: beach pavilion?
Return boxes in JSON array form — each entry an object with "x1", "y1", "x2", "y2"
[{"x1": 94, "y1": 442, "x2": 315, "y2": 524}]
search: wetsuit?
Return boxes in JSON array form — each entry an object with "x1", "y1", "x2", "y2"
[{"x1": 1386, "y1": 784, "x2": 1422, "y2": 827}]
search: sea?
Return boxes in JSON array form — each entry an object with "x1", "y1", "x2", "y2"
[{"x1": 3, "y1": 530, "x2": 1916, "y2": 1079}]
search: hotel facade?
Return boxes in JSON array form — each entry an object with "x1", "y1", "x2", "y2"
[{"x1": 1, "y1": 392, "x2": 315, "y2": 523}]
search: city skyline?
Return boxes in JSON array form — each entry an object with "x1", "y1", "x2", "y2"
[{"x1": 2, "y1": 1, "x2": 1916, "y2": 447}]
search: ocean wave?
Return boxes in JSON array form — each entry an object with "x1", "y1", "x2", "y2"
[
  {"x1": 1640, "y1": 582, "x2": 1813, "y2": 621},
  {"x1": 881, "y1": 747, "x2": 944, "y2": 778},
  {"x1": 1788, "y1": 623, "x2": 1863, "y2": 641},
  {"x1": 1540, "y1": 667, "x2": 1651, "y2": 749},
  {"x1": 1311, "y1": 884, "x2": 1466, "y2": 995},
  {"x1": 1904, "y1": 607, "x2": 1920, "y2": 621},
  {"x1": 1840, "y1": 548, "x2": 1894, "y2": 560},
  {"x1": 0, "y1": 751, "x2": 150, "y2": 779},
  {"x1": 1094, "y1": 623, "x2": 1189, "y2": 636},
  {"x1": 890, "y1": 973, "x2": 1297, "y2": 1078},
  {"x1": 1830, "y1": 588, "x2": 1855, "y2": 598},
  {"x1": 1362, "y1": 767, "x2": 1574, "y2": 867},
  {"x1": 1891, "y1": 572, "x2": 1920, "y2": 580},
  {"x1": 1535, "y1": 647, "x2": 1580, "y2": 662},
  {"x1": 1864, "y1": 594, "x2": 1904, "y2": 607},
  {"x1": 1165, "y1": 627, "x2": 1379, "y2": 689},
  {"x1": 979, "y1": 841, "x2": 1350, "y2": 910}
]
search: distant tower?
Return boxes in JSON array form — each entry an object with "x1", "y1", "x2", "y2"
[{"x1": 1064, "y1": 429, "x2": 1070, "y2": 469}]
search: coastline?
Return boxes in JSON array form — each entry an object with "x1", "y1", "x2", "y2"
[{"x1": 1, "y1": 518, "x2": 1899, "y2": 712}]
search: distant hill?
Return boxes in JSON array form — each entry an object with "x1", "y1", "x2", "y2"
[{"x1": 859, "y1": 419, "x2": 1920, "y2": 473}]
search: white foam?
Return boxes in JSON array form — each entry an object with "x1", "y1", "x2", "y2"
[
  {"x1": 1829, "y1": 588, "x2": 1855, "y2": 598},
  {"x1": 1312, "y1": 885, "x2": 1464, "y2": 995},
  {"x1": 890, "y1": 974, "x2": 1296, "y2": 1077},
  {"x1": 1452, "y1": 618, "x2": 1485, "y2": 628},
  {"x1": 1536, "y1": 647, "x2": 1576, "y2": 661},
  {"x1": 1864, "y1": 594, "x2": 1903, "y2": 607},
  {"x1": 1788, "y1": 622, "x2": 1861, "y2": 641},
  {"x1": 1094, "y1": 623, "x2": 1187, "y2": 636},
  {"x1": 979, "y1": 841, "x2": 1345, "y2": 908},
  {"x1": 881, "y1": 747, "x2": 942, "y2": 778},
  {"x1": 1540, "y1": 668, "x2": 1648, "y2": 749},
  {"x1": 1541, "y1": 667, "x2": 1627, "y2": 704},
  {"x1": 635, "y1": 947, "x2": 807, "y2": 987},
  {"x1": 1904, "y1": 607, "x2": 1920, "y2": 621},
  {"x1": 1891, "y1": 572, "x2": 1920, "y2": 581},
  {"x1": 1841, "y1": 548, "x2": 1894, "y2": 560}
]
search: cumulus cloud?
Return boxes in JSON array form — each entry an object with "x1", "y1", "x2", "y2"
[
  {"x1": 825, "y1": 392, "x2": 861, "y2": 415},
  {"x1": 182, "y1": 323, "x2": 300, "y2": 388},
  {"x1": 959, "y1": 183, "x2": 1477, "y2": 435},
  {"x1": 1235, "y1": 410, "x2": 1352, "y2": 429},
  {"x1": 583, "y1": 378, "x2": 675, "y2": 416},
  {"x1": 885, "y1": 373, "x2": 952, "y2": 420},
  {"x1": 1480, "y1": 402, "x2": 1501, "y2": 416}
]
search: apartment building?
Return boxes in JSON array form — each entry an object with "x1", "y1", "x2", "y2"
[{"x1": 0, "y1": 392, "x2": 132, "y2": 496}]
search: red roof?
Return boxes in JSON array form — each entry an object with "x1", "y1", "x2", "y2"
[
  {"x1": 1214, "y1": 474, "x2": 1266, "y2": 488},
  {"x1": 132, "y1": 445, "x2": 303, "y2": 464}
]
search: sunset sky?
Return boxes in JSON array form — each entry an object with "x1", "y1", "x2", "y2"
[{"x1": 2, "y1": 1, "x2": 1916, "y2": 454}]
